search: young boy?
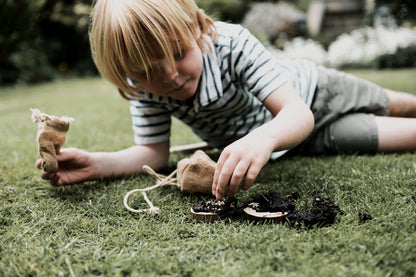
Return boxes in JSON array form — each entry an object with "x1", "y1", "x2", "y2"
[{"x1": 37, "y1": 0, "x2": 416, "y2": 200}]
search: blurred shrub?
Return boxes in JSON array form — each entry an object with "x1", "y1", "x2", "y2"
[
  {"x1": 375, "y1": 45, "x2": 416, "y2": 68},
  {"x1": 195, "y1": 0, "x2": 250, "y2": 22},
  {"x1": 269, "y1": 37, "x2": 327, "y2": 65},
  {"x1": 0, "y1": 0, "x2": 96, "y2": 86},
  {"x1": 0, "y1": 0, "x2": 49, "y2": 85},
  {"x1": 268, "y1": 25, "x2": 416, "y2": 70},
  {"x1": 37, "y1": 1, "x2": 96, "y2": 77},
  {"x1": 242, "y1": 2, "x2": 306, "y2": 46},
  {"x1": 327, "y1": 26, "x2": 416, "y2": 69},
  {"x1": 377, "y1": 0, "x2": 416, "y2": 25},
  {"x1": 195, "y1": 0, "x2": 311, "y2": 23}
]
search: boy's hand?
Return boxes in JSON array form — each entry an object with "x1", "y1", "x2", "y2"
[
  {"x1": 211, "y1": 82, "x2": 315, "y2": 199},
  {"x1": 212, "y1": 133, "x2": 274, "y2": 199},
  {"x1": 36, "y1": 147, "x2": 94, "y2": 186},
  {"x1": 36, "y1": 143, "x2": 170, "y2": 187}
]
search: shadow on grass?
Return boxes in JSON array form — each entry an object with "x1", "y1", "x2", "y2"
[{"x1": 46, "y1": 181, "x2": 111, "y2": 202}]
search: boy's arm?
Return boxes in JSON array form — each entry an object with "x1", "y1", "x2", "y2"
[
  {"x1": 91, "y1": 142, "x2": 170, "y2": 179},
  {"x1": 259, "y1": 81, "x2": 315, "y2": 151},
  {"x1": 212, "y1": 81, "x2": 314, "y2": 198},
  {"x1": 38, "y1": 141, "x2": 169, "y2": 186}
]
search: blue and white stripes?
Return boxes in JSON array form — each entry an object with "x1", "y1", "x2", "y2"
[{"x1": 129, "y1": 22, "x2": 317, "y2": 148}]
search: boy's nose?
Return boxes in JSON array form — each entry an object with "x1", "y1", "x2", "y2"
[{"x1": 160, "y1": 59, "x2": 179, "y2": 82}]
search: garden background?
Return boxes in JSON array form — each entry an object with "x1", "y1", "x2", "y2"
[{"x1": 1, "y1": 0, "x2": 416, "y2": 276}]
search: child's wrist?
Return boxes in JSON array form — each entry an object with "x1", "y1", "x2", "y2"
[{"x1": 90, "y1": 152, "x2": 115, "y2": 179}]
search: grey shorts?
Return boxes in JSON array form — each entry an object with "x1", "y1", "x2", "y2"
[{"x1": 293, "y1": 66, "x2": 390, "y2": 155}]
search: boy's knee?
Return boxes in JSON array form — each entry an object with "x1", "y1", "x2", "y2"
[{"x1": 328, "y1": 114, "x2": 378, "y2": 154}]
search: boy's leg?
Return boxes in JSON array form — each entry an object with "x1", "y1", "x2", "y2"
[
  {"x1": 294, "y1": 113, "x2": 379, "y2": 155},
  {"x1": 376, "y1": 116, "x2": 416, "y2": 152},
  {"x1": 294, "y1": 113, "x2": 416, "y2": 155},
  {"x1": 298, "y1": 66, "x2": 416, "y2": 154},
  {"x1": 385, "y1": 89, "x2": 416, "y2": 117},
  {"x1": 377, "y1": 90, "x2": 416, "y2": 152}
]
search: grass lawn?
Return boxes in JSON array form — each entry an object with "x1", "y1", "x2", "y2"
[{"x1": 1, "y1": 69, "x2": 416, "y2": 276}]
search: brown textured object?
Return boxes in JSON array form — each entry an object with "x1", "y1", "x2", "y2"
[
  {"x1": 31, "y1": 108, "x2": 74, "y2": 173},
  {"x1": 189, "y1": 208, "x2": 220, "y2": 223},
  {"x1": 190, "y1": 197, "x2": 238, "y2": 222},
  {"x1": 177, "y1": 150, "x2": 216, "y2": 194},
  {"x1": 124, "y1": 150, "x2": 217, "y2": 215},
  {"x1": 243, "y1": 205, "x2": 289, "y2": 221}
]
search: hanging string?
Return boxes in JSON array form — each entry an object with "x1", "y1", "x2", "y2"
[{"x1": 123, "y1": 166, "x2": 179, "y2": 214}]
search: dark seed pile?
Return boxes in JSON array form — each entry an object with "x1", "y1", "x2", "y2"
[
  {"x1": 247, "y1": 192, "x2": 296, "y2": 213},
  {"x1": 246, "y1": 193, "x2": 342, "y2": 228},
  {"x1": 192, "y1": 192, "x2": 343, "y2": 228},
  {"x1": 358, "y1": 212, "x2": 373, "y2": 223},
  {"x1": 287, "y1": 197, "x2": 342, "y2": 228},
  {"x1": 192, "y1": 197, "x2": 237, "y2": 215}
]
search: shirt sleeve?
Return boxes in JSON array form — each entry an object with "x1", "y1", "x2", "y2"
[
  {"x1": 129, "y1": 98, "x2": 172, "y2": 145},
  {"x1": 229, "y1": 25, "x2": 290, "y2": 101}
]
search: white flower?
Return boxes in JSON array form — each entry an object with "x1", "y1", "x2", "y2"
[
  {"x1": 268, "y1": 37, "x2": 327, "y2": 65},
  {"x1": 267, "y1": 25, "x2": 416, "y2": 68},
  {"x1": 328, "y1": 26, "x2": 416, "y2": 67}
]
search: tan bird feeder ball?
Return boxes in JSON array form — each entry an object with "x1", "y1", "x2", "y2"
[
  {"x1": 124, "y1": 150, "x2": 216, "y2": 214},
  {"x1": 177, "y1": 149, "x2": 216, "y2": 194},
  {"x1": 31, "y1": 108, "x2": 74, "y2": 173}
]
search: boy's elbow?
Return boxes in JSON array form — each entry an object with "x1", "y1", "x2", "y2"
[
  {"x1": 154, "y1": 156, "x2": 169, "y2": 171},
  {"x1": 306, "y1": 107, "x2": 315, "y2": 134},
  {"x1": 150, "y1": 142, "x2": 170, "y2": 170},
  {"x1": 297, "y1": 105, "x2": 314, "y2": 139}
]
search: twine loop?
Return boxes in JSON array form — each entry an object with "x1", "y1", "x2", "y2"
[{"x1": 123, "y1": 165, "x2": 179, "y2": 215}]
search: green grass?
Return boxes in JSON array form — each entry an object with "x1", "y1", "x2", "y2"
[{"x1": 1, "y1": 69, "x2": 416, "y2": 276}]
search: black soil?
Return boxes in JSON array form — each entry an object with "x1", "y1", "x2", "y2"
[
  {"x1": 192, "y1": 197, "x2": 237, "y2": 215},
  {"x1": 192, "y1": 193, "x2": 342, "y2": 228},
  {"x1": 247, "y1": 192, "x2": 296, "y2": 213},
  {"x1": 286, "y1": 196, "x2": 342, "y2": 228},
  {"x1": 246, "y1": 192, "x2": 342, "y2": 228},
  {"x1": 358, "y1": 212, "x2": 373, "y2": 223}
]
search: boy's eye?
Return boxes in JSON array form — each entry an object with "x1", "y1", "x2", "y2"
[
  {"x1": 174, "y1": 49, "x2": 185, "y2": 60},
  {"x1": 132, "y1": 79, "x2": 141, "y2": 86},
  {"x1": 133, "y1": 71, "x2": 147, "y2": 78}
]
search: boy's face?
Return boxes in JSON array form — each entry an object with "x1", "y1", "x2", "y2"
[{"x1": 132, "y1": 38, "x2": 203, "y2": 101}]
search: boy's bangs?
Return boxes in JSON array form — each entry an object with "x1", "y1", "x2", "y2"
[
  {"x1": 120, "y1": 1, "x2": 197, "y2": 82},
  {"x1": 90, "y1": 0, "x2": 216, "y2": 97},
  {"x1": 123, "y1": 28, "x2": 193, "y2": 82}
]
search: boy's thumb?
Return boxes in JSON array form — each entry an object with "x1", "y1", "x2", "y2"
[
  {"x1": 56, "y1": 148, "x2": 75, "y2": 161},
  {"x1": 55, "y1": 150, "x2": 67, "y2": 161}
]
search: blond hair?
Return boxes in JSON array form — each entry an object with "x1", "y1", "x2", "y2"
[{"x1": 90, "y1": 0, "x2": 217, "y2": 100}]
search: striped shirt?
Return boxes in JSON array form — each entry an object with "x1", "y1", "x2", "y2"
[{"x1": 129, "y1": 22, "x2": 317, "y2": 151}]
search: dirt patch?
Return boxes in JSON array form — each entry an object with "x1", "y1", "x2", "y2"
[
  {"x1": 192, "y1": 197, "x2": 237, "y2": 215},
  {"x1": 358, "y1": 212, "x2": 373, "y2": 223},
  {"x1": 243, "y1": 192, "x2": 342, "y2": 228},
  {"x1": 286, "y1": 196, "x2": 342, "y2": 228},
  {"x1": 191, "y1": 192, "x2": 342, "y2": 228},
  {"x1": 246, "y1": 192, "x2": 297, "y2": 213}
]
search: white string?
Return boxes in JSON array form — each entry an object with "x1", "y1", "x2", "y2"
[
  {"x1": 123, "y1": 166, "x2": 179, "y2": 215},
  {"x1": 123, "y1": 190, "x2": 160, "y2": 214}
]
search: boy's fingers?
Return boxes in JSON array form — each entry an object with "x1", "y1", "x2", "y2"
[
  {"x1": 213, "y1": 152, "x2": 229, "y2": 186},
  {"x1": 241, "y1": 176, "x2": 253, "y2": 191},
  {"x1": 40, "y1": 171, "x2": 56, "y2": 180},
  {"x1": 56, "y1": 149, "x2": 69, "y2": 161},
  {"x1": 241, "y1": 162, "x2": 262, "y2": 191},
  {"x1": 50, "y1": 174, "x2": 61, "y2": 186},
  {"x1": 215, "y1": 157, "x2": 240, "y2": 199},
  {"x1": 56, "y1": 147, "x2": 78, "y2": 161},
  {"x1": 227, "y1": 160, "x2": 250, "y2": 196},
  {"x1": 212, "y1": 153, "x2": 227, "y2": 196}
]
